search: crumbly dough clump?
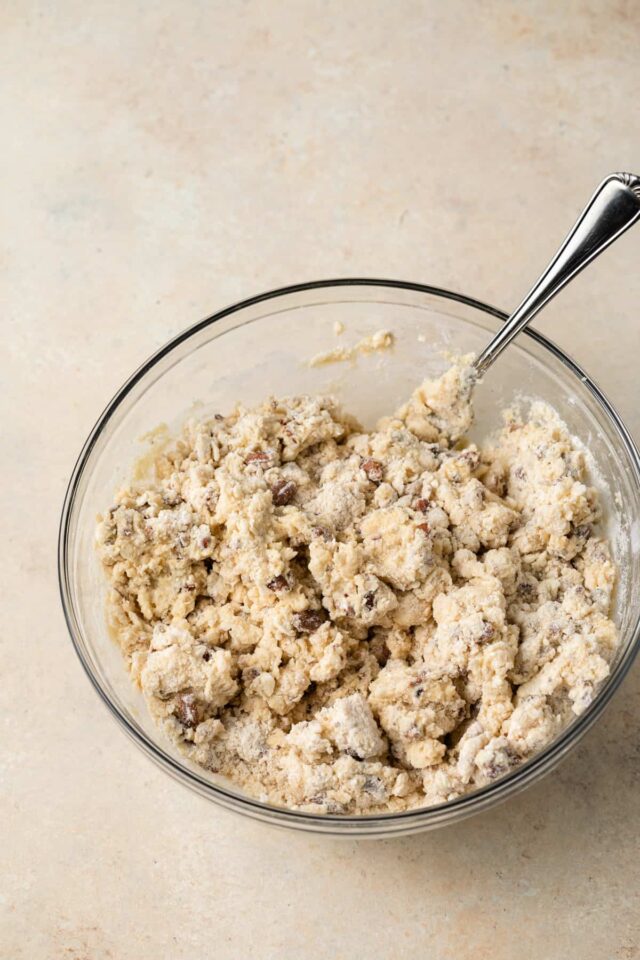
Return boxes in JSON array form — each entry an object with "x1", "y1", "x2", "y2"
[{"x1": 97, "y1": 357, "x2": 618, "y2": 813}]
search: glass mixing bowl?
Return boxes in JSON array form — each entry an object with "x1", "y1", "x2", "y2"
[{"x1": 58, "y1": 280, "x2": 640, "y2": 837}]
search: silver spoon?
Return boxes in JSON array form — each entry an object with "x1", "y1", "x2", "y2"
[{"x1": 474, "y1": 172, "x2": 640, "y2": 377}]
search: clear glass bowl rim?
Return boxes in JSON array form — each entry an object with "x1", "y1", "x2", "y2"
[{"x1": 58, "y1": 278, "x2": 640, "y2": 833}]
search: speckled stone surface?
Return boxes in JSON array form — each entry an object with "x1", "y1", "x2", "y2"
[{"x1": 2, "y1": 2, "x2": 639, "y2": 957}]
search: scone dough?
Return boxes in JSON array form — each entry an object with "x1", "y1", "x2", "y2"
[{"x1": 97, "y1": 358, "x2": 617, "y2": 813}]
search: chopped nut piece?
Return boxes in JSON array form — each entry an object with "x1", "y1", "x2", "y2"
[
  {"x1": 362, "y1": 458, "x2": 384, "y2": 483},
  {"x1": 270, "y1": 479, "x2": 297, "y2": 506},
  {"x1": 312, "y1": 525, "x2": 331, "y2": 541},
  {"x1": 479, "y1": 621, "x2": 495, "y2": 642},
  {"x1": 292, "y1": 610, "x2": 326, "y2": 633},
  {"x1": 244, "y1": 450, "x2": 271, "y2": 465},
  {"x1": 175, "y1": 693, "x2": 199, "y2": 728},
  {"x1": 267, "y1": 575, "x2": 289, "y2": 592}
]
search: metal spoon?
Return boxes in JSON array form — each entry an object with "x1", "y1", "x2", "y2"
[{"x1": 474, "y1": 172, "x2": 640, "y2": 377}]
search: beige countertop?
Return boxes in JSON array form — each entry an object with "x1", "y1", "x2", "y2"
[{"x1": 2, "y1": 2, "x2": 639, "y2": 957}]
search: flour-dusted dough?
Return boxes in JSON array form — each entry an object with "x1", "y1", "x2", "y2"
[{"x1": 96, "y1": 358, "x2": 618, "y2": 813}]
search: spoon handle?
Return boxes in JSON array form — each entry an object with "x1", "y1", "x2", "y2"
[{"x1": 474, "y1": 172, "x2": 640, "y2": 376}]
